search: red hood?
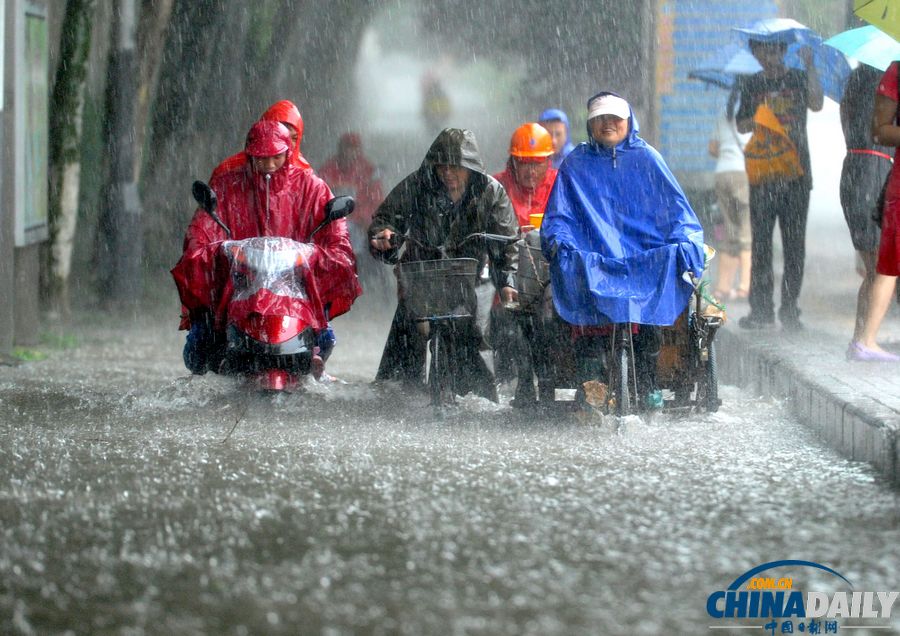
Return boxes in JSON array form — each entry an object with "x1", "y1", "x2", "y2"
[
  {"x1": 210, "y1": 100, "x2": 311, "y2": 180},
  {"x1": 261, "y1": 100, "x2": 311, "y2": 171}
]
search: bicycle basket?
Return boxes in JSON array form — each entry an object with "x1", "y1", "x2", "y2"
[
  {"x1": 397, "y1": 258, "x2": 479, "y2": 320},
  {"x1": 516, "y1": 242, "x2": 550, "y2": 312}
]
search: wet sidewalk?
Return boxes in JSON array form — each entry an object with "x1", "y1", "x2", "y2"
[
  {"x1": 714, "y1": 238, "x2": 900, "y2": 486},
  {"x1": 701, "y1": 100, "x2": 900, "y2": 484}
]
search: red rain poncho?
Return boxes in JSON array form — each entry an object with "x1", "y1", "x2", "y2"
[
  {"x1": 210, "y1": 100, "x2": 312, "y2": 180},
  {"x1": 318, "y1": 134, "x2": 383, "y2": 228},
  {"x1": 493, "y1": 160, "x2": 558, "y2": 227},
  {"x1": 173, "y1": 126, "x2": 360, "y2": 331}
]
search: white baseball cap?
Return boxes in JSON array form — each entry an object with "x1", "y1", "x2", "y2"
[{"x1": 587, "y1": 94, "x2": 630, "y2": 121}]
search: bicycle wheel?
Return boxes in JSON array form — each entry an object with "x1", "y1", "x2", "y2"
[
  {"x1": 704, "y1": 340, "x2": 719, "y2": 412},
  {"x1": 428, "y1": 323, "x2": 454, "y2": 407},
  {"x1": 615, "y1": 345, "x2": 632, "y2": 416},
  {"x1": 428, "y1": 324, "x2": 442, "y2": 407}
]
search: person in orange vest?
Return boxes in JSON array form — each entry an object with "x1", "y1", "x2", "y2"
[{"x1": 493, "y1": 123, "x2": 558, "y2": 228}]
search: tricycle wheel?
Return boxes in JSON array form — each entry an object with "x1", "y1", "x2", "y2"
[
  {"x1": 672, "y1": 383, "x2": 692, "y2": 407},
  {"x1": 704, "y1": 340, "x2": 719, "y2": 412},
  {"x1": 615, "y1": 346, "x2": 632, "y2": 416}
]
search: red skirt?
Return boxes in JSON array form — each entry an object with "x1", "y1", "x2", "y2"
[{"x1": 877, "y1": 184, "x2": 900, "y2": 276}]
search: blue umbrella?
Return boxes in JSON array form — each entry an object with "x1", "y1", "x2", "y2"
[
  {"x1": 730, "y1": 18, "x2": 851, "y2": 101},
  {"x1": 824, "y1": 25, "x2": 900, "y2": 71},
  {"x1": 689, "y1": 44, "x2": 762, "y2": 89}
]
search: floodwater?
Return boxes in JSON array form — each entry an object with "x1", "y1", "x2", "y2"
[{"x1": 0, "y1": 300, "x2": 897, "y2": 636}]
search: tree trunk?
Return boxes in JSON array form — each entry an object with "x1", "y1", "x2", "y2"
[
  {"x1": 134, "y1": 0, "x2": 174, "y2": 181},
  {"x1": 46, "y1": 0, "x2": 96, "y2": 317},
  {"x1": 99, "y1": 0, "x2": 142, "y2": 305}
]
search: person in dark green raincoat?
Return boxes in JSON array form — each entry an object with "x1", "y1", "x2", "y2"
[{"x1": 368, "y1": 128, "x2": 519, "y2": 400}]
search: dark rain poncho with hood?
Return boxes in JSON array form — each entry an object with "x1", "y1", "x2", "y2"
[
  {"x1": 368, "y1": 128, "x2": 519, "y2": 397},
  {"x1": 369, "y1": 128, "x2": 518, "y2": 286},
  {"x1": 541, "y1": 93, "x2": 705, "y2": 327}
]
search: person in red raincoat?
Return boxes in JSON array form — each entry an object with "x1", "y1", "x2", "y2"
[
  {"x1": 172, "y1": 121, "x2": 361, "y2": 376},
  {"x1": 319, "y1": 133, "x2": 386, "y2": 291},
  {"x1": 319, "y1": 133, "x2": 383, "y2": 228},
  {"x1": 493, "y1": 122, "x2": 558, "y2": 228},
  {"x1": 210, "y1": 100, "x2": 312, "y2": 180},
  {"x1": 491, "y1": 123, "x2": 560, "y2": 405}
]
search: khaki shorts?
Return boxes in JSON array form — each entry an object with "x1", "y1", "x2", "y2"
[{"x1": 714, "y1": 171, "x2": 751, "y2": 256}]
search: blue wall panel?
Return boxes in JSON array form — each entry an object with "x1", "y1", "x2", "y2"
[{"x1": 658, "y1": 0, "x2": 779, "y2": 186}]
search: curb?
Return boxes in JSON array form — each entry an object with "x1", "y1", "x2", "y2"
[{"x1": 716, "y1": 327, "x2": 900, "y2": 485}]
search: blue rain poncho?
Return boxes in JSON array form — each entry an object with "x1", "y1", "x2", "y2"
[{"x1": 541, "y1": 93, "x2": 705, "y2": 327}]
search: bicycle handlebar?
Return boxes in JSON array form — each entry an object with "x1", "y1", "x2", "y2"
[{"x1": 388, "y1": 231, "x2": 518, "y2": 251}]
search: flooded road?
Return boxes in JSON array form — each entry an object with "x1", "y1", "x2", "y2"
[{"x1": 0, "y1": 305, "x2": 898, "y2": 635}]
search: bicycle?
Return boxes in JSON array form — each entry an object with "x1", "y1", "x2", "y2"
[{"x1": 392, "y1": 232, "x2": 518, "y2": 408}]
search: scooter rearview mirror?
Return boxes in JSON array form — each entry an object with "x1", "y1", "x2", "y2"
[
  {"x1": 191, "y1": 180, "x2": 231, "y2": 238},
  {"x1": 324, "y1": 195, "x2": 355, "y2": 223},
  {"x1": 192, "y1": 180, "x2": 217, "y2": 213},
  {"x1": 310, "y1": 196, "x2": 356, "y2": 238}
]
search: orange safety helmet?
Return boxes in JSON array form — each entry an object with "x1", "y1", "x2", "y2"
[{"x1": 509, "y1": 122, "x2": 554, "y2": 158}]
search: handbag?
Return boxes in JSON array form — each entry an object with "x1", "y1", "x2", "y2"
[
  {"x1": 873, "y1": 64, "x2": 900, "y2": 226},
  {"x1": 744, "y1": 104, "x2": 804, "y2": 186},
  {"x1": 874, "y1": 177, "x2": 889, "y2": 226}
]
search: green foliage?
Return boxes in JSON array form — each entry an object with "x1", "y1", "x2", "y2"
[
  {"x1": 8, "y1": 332, "x2": 79, "y2": 362},
  {"x1": 245, "y1": 0, "x2": 281, "y2": 67},
  {"x1": 12, "y1": 347, "x2": 48, "y2": 362},
  {"x1": 40, "y1": 331, "x2": 81, "y2": 350}
]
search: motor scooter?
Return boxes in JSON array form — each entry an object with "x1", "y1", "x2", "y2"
[{"x1": 190, "y1": 180, "x2": 354, "y2": 391}]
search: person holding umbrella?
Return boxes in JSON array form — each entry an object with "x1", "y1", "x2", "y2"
[
  {"x1": 824, "y1": 22, "x2": 900, "y2": 360},
  {"x1": 736, "y1": 37, "x2": 823, "y2": 332}
]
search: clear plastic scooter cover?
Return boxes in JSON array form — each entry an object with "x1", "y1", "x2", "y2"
[{"x1": 222, "y1": 237, "x2": 314, "y2": 301}]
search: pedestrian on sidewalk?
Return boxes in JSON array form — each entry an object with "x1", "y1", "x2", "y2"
[
  {"x1": 839, "y1": 65, "x2": 893, "y2": 354},
  {"x1": 709, "y1": 86, "x2": 752, "y2": 302},
  {"x1": 850, "y1": 61, "x2": 900, "y2": 362},
  {"x1": 736, "y1": 39, "x2": 823, "y2": 332}
]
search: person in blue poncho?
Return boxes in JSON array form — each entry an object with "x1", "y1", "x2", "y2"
[
  {"x1": 541, "y1": 92, "x2": 705, "y2": 403},
  {"x1": 538, "y1": 108, "x2": 576, "y2": 169}
]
